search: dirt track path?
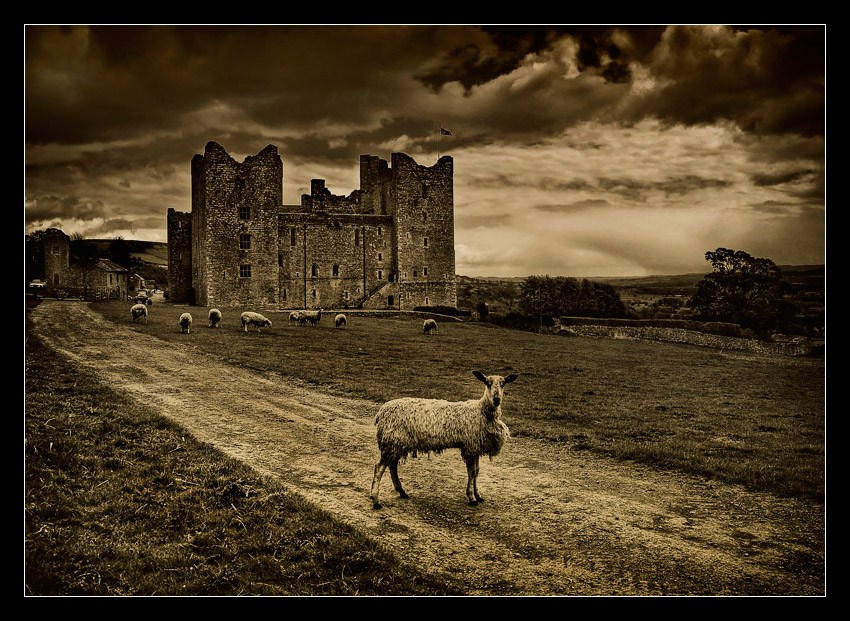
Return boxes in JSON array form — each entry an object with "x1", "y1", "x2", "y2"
[{"x1": 30, "y1": 301, "x2": 825, "y2": 595}]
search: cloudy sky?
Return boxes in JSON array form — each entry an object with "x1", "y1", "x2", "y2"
[{"x1": 25, "y1": 25, "x2": 825, "y2": 277}]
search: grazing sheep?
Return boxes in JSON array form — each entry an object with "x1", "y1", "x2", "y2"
[
  {"x1": 370, "y1": 370, "x2": 519, "y2": 509},
  {"x1": 299, "y1": 309, "x2": 323, "y2": 327},
  {"x1": 334, "y1": 313, "x2": 347, "y2": 329},
  {"x1": 289, "y1": 310, "x2": 304, "y2": 324},
  {"x1": 423, "y1": 318, "x2": 438, "y2": 335},
  {"x1": 208, "y1": 308, "x2": 222, "y2": 328},
  {"x1": 130, "y1": 303, "x2": 148, "y2": 324},
  {"x1": 179, "y1": 312, "x2": 193, "y2": 334},
  {"x1": 241, "y1": 311, "x2": 272, "y2": 332}
]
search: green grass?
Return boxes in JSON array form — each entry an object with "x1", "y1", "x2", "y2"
[
  {"x1": 96, "y1": 300, "x2": 825, "y2": 502},
  {"x1": 25, "y1": 303, "x2": 463, "y2": 595}
]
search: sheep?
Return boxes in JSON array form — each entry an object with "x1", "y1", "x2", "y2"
[
  {"x1": 130, "y1": 303, "x2": 148, "y2": 324},
  {"x1": 299, "y1": 309, "x2": 322, "y2": 327},
  {"x1": 334, "y1": 313, "x2": 347, "y2": 329},
  {"x1": 208, "y1": 308, "x2": 222, "y2": 328},
  {"x1": 423, "y1": 318, "x2": 438, "y2": 335},
  {"x1": 179, "y1": 312, "x2": 193, "y2": 334},
  {"x1": 241, "y1": 311, "x2": 272, "y2": 332},
  {"x1": 370, "y1": 370, "x2": 519, "y2": 509},
  {"x1": 289, "y1": 310, "x2": 304, "y2": 324}
]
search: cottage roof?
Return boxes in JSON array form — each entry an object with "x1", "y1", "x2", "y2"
[{"x1": 96, "y1": 258, "x2": 129, "y2": 272}]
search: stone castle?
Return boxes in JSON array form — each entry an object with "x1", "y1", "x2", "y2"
[{"x1": 168, "y1": 142, "x2": 456, "y2": 310}]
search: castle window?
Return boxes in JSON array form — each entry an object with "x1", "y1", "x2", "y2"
[
  {"x1": 422, "y1": 182, "x2": 429, "y2": 198},
  {"x1": 355, "y1": 229, "x2": 360, "y2": 246},
  {"x1": 378, "y1": 252, "x2": 382, "y2": 261},
  {"x1": 332, "y1": 264, "x2": 339, "y2": 277},
  {"x1": 378, "y1": 270, "x2": 383, "y2": 280},
  {"x1": 344, "y1": 290, "x2": 349, "y2": 300},
  {"x1": 423, "y1": 237, "x2": 429, "y2": 247},
  {"x1": 311, "y1": 264, "x2": 319, "y2": 278},
  {"x1": 290, "y1": 228, "x2": 297, "y2": 246},
  {"x1": 388, "y1": 295, "x2": 394, "y2": 307},
  {"x1": 312, "y1": 289, "x2": 317, "y2": 298},
  {"x1": 239, "y1": 205, "x2": 251, "y2": 220},
  {"x1": 425, "y1": 296, "x2": 430, "y2": 305},
  {"x1": 240, "y1": 234, "x2": 251, "y2": 250},
  {"x1": 278, "y1": 254, "x2": 283, "y2": 267},
  {"x1": 52, "y1": 247, "x2": 59, "y2": 255},
  {"x1": 54, "y1": 274, "x2": 60, "y2": 286},
  {"x1": 424, "y1": 267, "x2": 428, "y2": 276},
  {"x1": 413, "y1": 270, "x2": 417, "y2": 278},
  {"x1": 423, "y1": 211, "x2": 428, "y2": 222},
  {"x1": 240, "y1": 264, "x2": 252, "y2": 278},
  {"x1": 378, "y1": 226, "x2": 382, "y2": 236}
]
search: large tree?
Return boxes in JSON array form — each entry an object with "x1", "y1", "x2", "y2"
[
  {"x1": 519, "y1": 275, "x2": 627, "y2": 318},
  {"x1": 689, "y1": 248, "x2": 795, "y2": 334}
]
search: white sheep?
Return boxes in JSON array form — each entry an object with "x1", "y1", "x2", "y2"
[
  {"x1": 370, "y1": 370, "x2": 519, "y2": 509},
  {"x1": 334, "y1": 313, "x2": 347, "y2": 329},
  {"x1": 208, "y1": 308, "x2": 222, "y2": 328},
  {"x1": 289, "y1": 310, "x2": 304, "y2": 324},
  {"x1": 423, "y1": 318, "x2": 438, "y2": 335},
  {"x1": 299, "y1": 309, "x2": 322, "y2": 326},
  {"x1": 241, "y1": 311, "x2": 272, "y2": 332},
  {"x1": 130, "y1": 303, "x2": 148, "y2": 324},
  {"x1": 179, "y1": 312, "x2": 193, "y2": 334}
]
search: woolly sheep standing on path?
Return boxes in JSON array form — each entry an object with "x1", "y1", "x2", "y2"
[
  {"x1": 208, "y1": 308, "x2": 222, "y2": 328},
  {"x1": 335, "y1": 313, "x2": 347, "y2": 329},
  {"x1": 423, "y1": 318, "x2": 438, "y2": 335},
  {"x1": 241, "y1": 311, "x2": 272, "y2": 332},
  {"x1": 179, "y1": 312, "x2": 192, "y2": 334},
  {"x1": 289, "y1": 311, "x2": 304, "y2": 324},
  {"x1": 131, "y1": 304, "x2": 148, "y2": 324},
  {"x1": 370, "y1": 370, "x2": 519, "y2": 509}
]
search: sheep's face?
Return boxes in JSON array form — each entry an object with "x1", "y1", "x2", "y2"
[
  {"x1": 473, "y1": 371, "x2": 518, "y2": 409},
  {"x1": 265, "y1": 319, "x2": 272, "y2": 328}
]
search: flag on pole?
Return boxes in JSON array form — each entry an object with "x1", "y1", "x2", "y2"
[{"x1": 440, "y1": 127, "x2": 452, "y2": 136}]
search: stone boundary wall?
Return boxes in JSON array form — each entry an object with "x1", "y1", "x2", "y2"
[{"x1": 559, "y1": 325, "x2": 815, "y2": 356}]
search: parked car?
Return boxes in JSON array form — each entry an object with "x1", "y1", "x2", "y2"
[
  {"x1": 135, "y1": 290, "x2": 152, "y2": 305},
  {"x1": 29, "y1": 279, "x2": 46, "y2": 290}
]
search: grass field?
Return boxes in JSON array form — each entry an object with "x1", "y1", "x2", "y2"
[
  {"x1": 95, "y1": 300, "x2": 825, "y2": 502},
  {"x1": 24, "y1": 306, "x2": 463, "y2": 595}
]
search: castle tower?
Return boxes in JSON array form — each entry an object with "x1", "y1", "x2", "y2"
[
  {"x1": 191, "y1": 142, "x2": 283, "y2": 307},
  {"x1": 43, "y1": 228, "x2": 70, "y2": 289},
  {"x1": 390, "y1": 153, "x2": 456, "y2": 309}
]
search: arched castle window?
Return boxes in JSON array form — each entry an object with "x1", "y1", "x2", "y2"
[
  {"x1": 312, "y1": 289, "x2": 317, "y2": 298},
  {"x1": 332, "y1": 264, "x2": 339, "y2": 277},
  {"x1": 425, "y1": 296, "x2": 430, "y2": 306},
  {"x1": 413, "y1": 270, "x2": 417, "y2": 278},
  {"x1": 311, "y1": 264, "x2": 319, "y2": 278}
]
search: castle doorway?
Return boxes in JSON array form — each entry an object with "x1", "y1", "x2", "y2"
[{"x1": 388, "y1": 295, "x2": 394, "y2": 307}]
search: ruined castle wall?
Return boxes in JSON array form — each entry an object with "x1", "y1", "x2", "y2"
[
  {"x1": 192, "y1": 142, "x2": 282, "y2": 307},
  {"x1": 167, "y1": 208, "x2": 193, "y2": 302},
  {"x1": 277, "y1": 213, "x2": 395, "y2": 309},
  {"x1": 390, "y1": 153, "x2": 456, "y2": 309}
]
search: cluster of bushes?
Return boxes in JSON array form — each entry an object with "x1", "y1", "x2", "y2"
[{"x1": 559, "y1": 317, "x2": 757, "y2": 339}]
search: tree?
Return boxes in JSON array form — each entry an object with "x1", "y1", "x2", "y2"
[
  {"x1": 108, "y1": 236, "x2": 132, "y2": 268},
  {"x1": 70, "y1": 233, "x2": 99, "y2": 299},
  {"x1": 519, "y1": 275, "x2": 627, "y2": 319},
  {"x1": 689, "y1": 248, "x2": 795, "y2": 334}
]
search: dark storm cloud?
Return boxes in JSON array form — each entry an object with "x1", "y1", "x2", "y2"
[
  {"x1": 534, "y1": 199, "x2": 610, "y2": 213},
  {"x1": 25, "y1": 195, "x2": 108, "y2": 224},
  {"x1": 625, "y1": 25, "x2": 824, "y2": 137},
  {"x1": 750, "y1": 169, "x2": 818, "y2": 186},
  {"x1": 597, "y1": 175, "x2": 731, "y2": 200}
]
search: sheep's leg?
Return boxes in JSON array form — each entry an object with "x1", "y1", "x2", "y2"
[
  {"x1": 465, "y1": 456, "x2": 480, "y2": 506},
  {"x1": 371, "y1": 459, "x2": 389, "y2": 509},
  {"x1": 389, "y1": 461, "x2": 409, "y2": 499}
]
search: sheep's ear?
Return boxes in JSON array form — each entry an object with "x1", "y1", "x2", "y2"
[
  {"x1": 472, "y1": 370, "x2": 488, "y2": 383},
  {"x1": 504, "y1": 373, "x2": 518, "y2": 384}
]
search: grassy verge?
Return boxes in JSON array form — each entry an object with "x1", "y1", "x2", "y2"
[
  {"x1": 24, "y1": 304, "x2": 463, "y2": 595},
  {"x1": 94, "y1": 300, "x2": 825, "y2": 502}
]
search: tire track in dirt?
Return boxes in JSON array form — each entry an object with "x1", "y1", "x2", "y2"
[{"x1": 29, "y1": 301, "x2": 825, "y2": 595}]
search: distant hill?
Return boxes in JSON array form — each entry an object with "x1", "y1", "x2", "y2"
[{"x1": 87, "y1": 239, "x2": 168, "y2": 267}]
